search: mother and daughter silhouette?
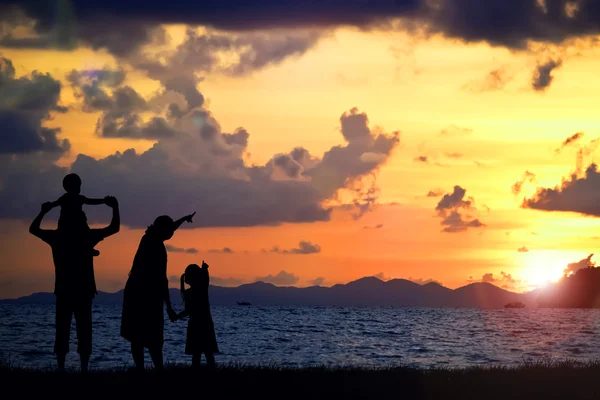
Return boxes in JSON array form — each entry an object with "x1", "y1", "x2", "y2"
[{"x1": 30, "y1": 173, "x2": 218, "y2": 371}]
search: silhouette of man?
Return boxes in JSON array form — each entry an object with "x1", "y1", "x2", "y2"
[{"x1": 29, "y1": 196, "x2": 120, "y2": 372}]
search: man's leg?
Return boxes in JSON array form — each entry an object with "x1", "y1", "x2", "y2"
[
  {"x1": 54, "y1": 297, "x2": 72, "y2": 371},
  {"x1": 74, "y1": 299, "x2": 92, "y2": 373},
  {"x1": 148, "y1": 346, "x2": 164, "y2": 371},
  {"x1": 131, "y1": 342, "x2": 145, "y2": 370}
]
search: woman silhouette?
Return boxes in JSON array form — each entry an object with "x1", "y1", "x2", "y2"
[{"x1": 120, "y1": 212, "x2": 195, "y2": 370}]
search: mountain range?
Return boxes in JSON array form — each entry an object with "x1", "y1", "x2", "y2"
[{"x1": 0, "y1": 277, "x2": 539, "y2": 308}]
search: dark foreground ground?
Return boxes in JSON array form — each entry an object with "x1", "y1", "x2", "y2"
[{"x1": 3, "y1": 360, "x2": 600, "y2": 400}]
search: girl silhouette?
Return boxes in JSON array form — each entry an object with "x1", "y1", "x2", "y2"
[
  {"x1": 175, "y1": 262, "x2": 219, "y2": 368},
  {"x1": 120, "y1": 212, "x2": 195, "y2": 370}
]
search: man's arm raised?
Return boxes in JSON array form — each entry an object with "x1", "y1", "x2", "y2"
[{"x1": 29, "y1": 202, "x2": 54, "y2": 240}]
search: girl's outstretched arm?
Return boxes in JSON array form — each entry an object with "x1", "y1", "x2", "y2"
[
  {"x1": 173, "y1": 211, "x2": 196, "y2": 231},
  {"x1": 82, "y1": 196, "x2": 106, "y2": 205}
]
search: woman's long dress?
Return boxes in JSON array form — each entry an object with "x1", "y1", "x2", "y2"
[{"x1": 120, "y1": 234, "x2": 169, "y2": 349}]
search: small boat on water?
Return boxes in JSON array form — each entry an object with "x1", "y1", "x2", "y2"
[
  {"x1": 504, "y1": 302, "x2": 525, "y2": 308},
  {"x1": 237, "y1": 301, "x2": 252, "y2": 306}
]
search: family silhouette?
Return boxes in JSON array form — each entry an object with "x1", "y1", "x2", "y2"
[{"x1": 29, "y1": 173, "x2": 211, "y2": 372}]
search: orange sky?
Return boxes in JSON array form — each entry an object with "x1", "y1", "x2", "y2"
[{"x1": 2, "y1": 23, "x2": 600, "y2": 298}]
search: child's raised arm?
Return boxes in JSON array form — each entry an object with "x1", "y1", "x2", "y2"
[{"x1": 82, "y1": 196, "x2": 106, "y2": 205}]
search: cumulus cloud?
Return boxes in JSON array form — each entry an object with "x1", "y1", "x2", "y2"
[
  {"x1": 468, "y1": 271, "x2": 521, "y2": 290},
  {"x1": 532, "y1": 59, "x2": 563, "y2": 92},
  {"x1": 0, "y1": 57, "x2": 399, "y2": 228},
  {"x1": 264, "y1": 241, "x2": 321, "y2": 255},
  {"x1": 0, "y1": 56, "x2": 69, "y2": 155},
  {"x1": 564, "y1": 254, "x2": 595, "y2": 277},
  {"x1": 435, "y1": 186, "x2": 485, "y2": 233},
  {"x1": 255, "y1": 270, "x2": 300, "y2": 286},
  {"x1": 311, "y1": 277, "x2": 326, "y2": 286},
  {"x1": 165, "y1": 244, "x2": 199, "y2": 254},
  {"x1": 523, "y1": 163, "x2": 600, "y2": 217},
  {"x1": 511, "y1": 171, "x2": 537, "y2": 195},
  {"x1": 410, "y1": 277, "x2": 442, "y2": 285},
  {"x1": 517, "y1": 246, "x2": 529, "y2": 253}
]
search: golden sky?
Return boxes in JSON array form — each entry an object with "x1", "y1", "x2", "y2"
[{"x1": 2, "y1": 15, "x2": 600, "y2": 298}]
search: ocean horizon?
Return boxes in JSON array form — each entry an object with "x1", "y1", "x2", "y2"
[{"x1": 2, "y1": 304, "x2": 600, "y2": 370}]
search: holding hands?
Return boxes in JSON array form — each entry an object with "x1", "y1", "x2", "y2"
[{"x1": 104, "y1": 196, "x2": 118, "y2": 208}]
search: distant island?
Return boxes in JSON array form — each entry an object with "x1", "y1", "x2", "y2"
[{"x1": 0, "y1": 276, "x2": 540, "y2": 308}]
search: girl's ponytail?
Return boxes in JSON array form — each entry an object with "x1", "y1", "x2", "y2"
[{"x1": 180, "y1": 273, "x2": 186, "y2": 303}]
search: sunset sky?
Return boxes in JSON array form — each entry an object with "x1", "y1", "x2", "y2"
[{"x1": 2, "y1": 0, "x2": 600, "y2": 298}]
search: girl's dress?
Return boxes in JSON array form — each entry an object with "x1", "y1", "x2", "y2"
[
  {"x1": 120, "y1": 233, "x2": 169, "y2": 349},
  {"x1": 183, "y1": 287, "x2": 219, "y2": 355}
]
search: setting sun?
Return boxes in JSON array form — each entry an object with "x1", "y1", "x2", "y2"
[{"x1": 519, "y1": 251, "x2": 577, "y2": 287}]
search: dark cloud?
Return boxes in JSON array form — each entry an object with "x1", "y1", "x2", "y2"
[
  {"x1": 436, "y1": 186, "x2": 485, "y2": 233},
  {"x1": 517, "y1": 246, "x2": 529, "y2": 253},
  {"x1": 564, "y1": 254, "x2": 595, "y2": 276},
  {"x1": 523, "y1": 163, "x2": 600, "y2": 217},
  {"x1": 165, "y1": 244, "x2": 199, "y2": 254},
  {"x1": 511, "y1": 171, "x2": 536, "y2": 195},
  {"x1": 532, "y1": 58, "x2": 563, "y2": 92},
  {"x1": 555, "y1": 132, "x2": 584, "y2": 154},
  {"x1": 414, "y1": 155, "x2": 429, "y2": 163},
  {"x1": 266, "y1": 241, "x2": 321, "y2": 255},
  {"x1": 208, "y1": 247, "x2": 235, "y2": 254},
  {"x1": 7, "y1": 0, "x2": 600, "y2": 53},
  {"x1": 255, "y1": 270, "x2": 300, "y2": 286},
  {"x1": 311, "y1": 277, "x2": 326, "y2": 286},
  {"x1": 410, "y1": 277, "x2": 442, "y2": 285},
  {"x1": 0, "y1": 57, "x2": 69, "y2": 155}
]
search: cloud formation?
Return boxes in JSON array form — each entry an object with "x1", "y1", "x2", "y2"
[
  {"x1": 532, "y1": 59, "x2": 563, "y2": 92},
  {"x1": 564, "y1": 254, "x2": 595, "y2": 276},
  {"x1": 0, "y1": 59, "x2": 400, "y2": 228},
  {"x1": 511, "y1": 171, "x2": 536, "y2": 195},
  {"x1": 6, "y1": 1, "x2": 600, "y2": 53},
  {"x1": 211, "y1": 276, "x2": 245, "y2": 287},
  {"x1": 264, "y1": 241, "x2": 321, "y2": 255},
  {"x1": 435, "y1": 186, "x2": 485, "y2": 233},
  {"x1": 255, "y1": 270, "x2": 300, "y2": 286},
  {"x1": 517, "y1": 246, "x2": 529, "y2": 253},
  {"x1": 523, "y1": 163, "x2": 600, "y2": 217},
  {"x1": 468, "y1": 271, "x2": 521, "y2": 290},
  {"x1": 208, "y1": 247, "x2": 235, "y2": 254},
  {"x1": 462, "y1": 67, "x2": 513, "y2": 92},
  {"x1": 555, "y1": 132, "x2": 584, "y2": 154},
  {"x1": 410, "y1": 277, "x2": 442, "y2": 285},
  {"x1": 0, "y1": 56, "x2": 69, "y2": 155},
  {"x1": 165, "y1": 244, "x2": 199, "y2": 254},
  {"x1": 311, "y1": 277, "x2": 326, "y2": 286},
  {"x1": 363, "y1": 224, "x2": 384, "y2": 229}
]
